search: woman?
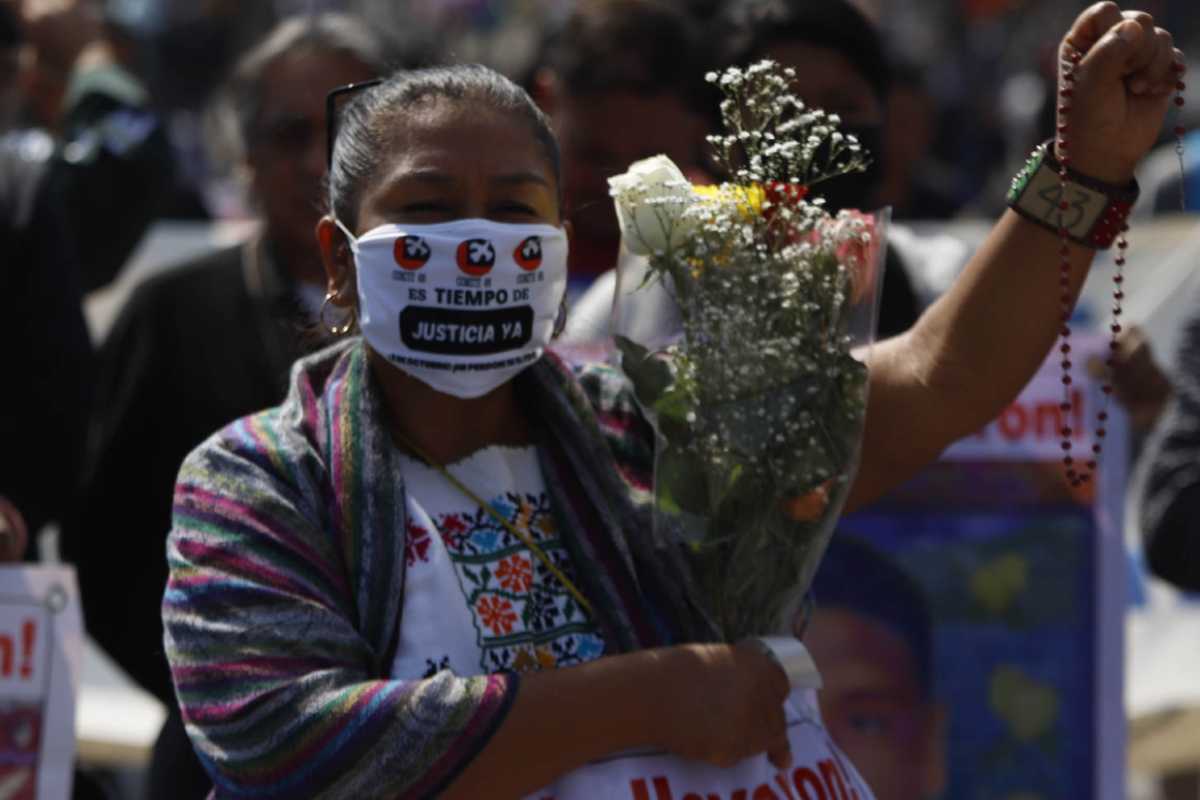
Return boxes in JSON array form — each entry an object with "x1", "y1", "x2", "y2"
[{"x1": 164, "y1": 4, "x2": 1181, "y2": 797}]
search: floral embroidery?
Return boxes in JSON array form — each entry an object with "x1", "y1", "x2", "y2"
[
  {"x1": 511, "y1": 648, "x2": 537, "y2": 673},
  {"x1": 476, "y1": 595, "x2": 518, "y2": 636},
  {"x1": 511, "y1": 646, "x2": 559, "y2": 674},
  {"x1": 438, "y1": 514, "x2": 468, "y2": 549},
  {"x1": 496, "y1": 555, "x2": 534, "y2": 594},
  {"x1": 432, "y1": 489, "x2": 606, "y2": 674},
  {"x1": 469, "y1": 526, "x2": 501, "y2": 554},
  {"x1": 405, "y1": 521, "x2": 431, "y2": 567},
  {"x1": 534, "y1": 514, "x2": 556, "y2": 538},
  {"x1": 576, "y1": 634, "x2": 605, "y2": 661},
  {"x1": 421, "y1": 655, "x2": 451, "y2": 679},
  {"x1": 535, "y1": 646, "x2": 557, "y2": 670}
]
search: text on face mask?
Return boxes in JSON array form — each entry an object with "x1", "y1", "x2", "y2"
[{"x1": 399, "y1": 306, "x2": 535, "y2": 356}]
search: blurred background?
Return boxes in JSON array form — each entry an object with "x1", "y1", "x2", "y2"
[
  {"x1": 19, "y1": 0, "x2": 1200, "y2": 228},
  {"x1": 5, "y1": 1, "x2": 1200, "y2": 799}
]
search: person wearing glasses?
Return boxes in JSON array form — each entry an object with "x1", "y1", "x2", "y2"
[
  {"x1": 163, "y1": 5, "x2": 1180, "y2": 797},
  {"x1": 58, "y1": 14, "x2": 389, "y2": 798}
]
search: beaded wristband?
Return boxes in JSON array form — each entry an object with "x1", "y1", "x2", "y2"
[{"x1": 1006, "y1": 140, "x2": 1139, "y2": 249}]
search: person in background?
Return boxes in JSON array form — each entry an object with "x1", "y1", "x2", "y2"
[
  {"x1": 528, "y1": 0, "x2": 716, "y2": 292},
  {"x1": 562, "y1": 0, "x2": 921, "y2": 344},
  {"x1": 807, "y1": 535, "x2": 946, "y2": 800},
  {"x1": 875, "y1": 63, "x2": 962, "y2": 221},
  {"x1": 1133, "y1": 309, "x2": 1200, "y2": 591},
  {"x1": 1, "y1": 0, "x2": 170, "y2": 559},
  {"x1": 0, "y1": 496, "x2": 27, "y2": 562},
  {"x1": 15, "y1": 0, "x2": 173, "y2": 290},
  {"x1": 58, "y1": 14, "x2": 389, "y2": 798},
  {"x1": 722, "y1": 0, "x2": 923, "y2": 337}
]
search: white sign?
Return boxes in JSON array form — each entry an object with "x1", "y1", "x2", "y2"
[
  {"x1": 529, "y1": 690, "x2": 874, "y2": 800},
  {"x1": 947, "y1": 337, "x2": 1115, "y2": 462},
  {"x1": 0, "y1": 567, "x2": 83, "y2": 800}
]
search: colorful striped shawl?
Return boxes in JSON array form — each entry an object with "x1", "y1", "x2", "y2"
[{"x1": 163, "y1": 339, "x2": 717, "y2": 799}]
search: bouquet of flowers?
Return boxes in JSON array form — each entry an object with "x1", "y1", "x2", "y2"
[{"x1": 608, "y1": 61, "x2": 888, "y2": 642}]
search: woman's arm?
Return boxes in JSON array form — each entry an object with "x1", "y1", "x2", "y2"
[
  {"x1": 848, "y1": 3, "x2": 1183, "y2": 510},
  {"x1": 442, "y1": 641, "x2": 791, "y2": 798},
  {"x1": 166, "y1": 415, "x2": 790, "y2": 799}
]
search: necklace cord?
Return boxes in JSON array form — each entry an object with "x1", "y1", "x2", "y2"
[{"x1": 395, "y1": 430, "x2": 596, "y2": 618}]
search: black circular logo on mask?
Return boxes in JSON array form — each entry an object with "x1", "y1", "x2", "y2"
[
  {"x1": 514, "y1": 236, "x2": 543, "y2": 271},
  {"x1": 394, "y1": 236, "x2": 431, "y2": 270},
  {"x1": 456, "y1": 239, "x2": 496, "y2": 277}
]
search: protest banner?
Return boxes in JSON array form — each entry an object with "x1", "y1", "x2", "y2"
[
  {"x1": 831, "y1": 336, "x2": 1127, "y2": 800},
  {"x1": 529, "y1": 688, "x2": 873, "y2": 800},
  {"x1": 0, "y1": 567, "x2": 83, "y2": 800}
]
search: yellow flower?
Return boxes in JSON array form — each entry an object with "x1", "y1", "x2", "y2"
[{"x1": 692, "y1": 183, "x2": 765, "y2": 217}]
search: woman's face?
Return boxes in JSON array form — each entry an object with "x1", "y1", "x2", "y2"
[{"x1": 354, "y1": 100, "x2": 561, "y2": 234}]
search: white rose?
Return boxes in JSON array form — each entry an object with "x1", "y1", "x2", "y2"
[{"x1": 608, "y1": 154, "x2": 697, "y2": 256}]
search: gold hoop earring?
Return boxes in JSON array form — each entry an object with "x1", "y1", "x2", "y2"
[{"x1": 320, "y1": 291, "x2": 356, "y2": 336}]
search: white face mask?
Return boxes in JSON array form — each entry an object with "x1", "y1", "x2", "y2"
[{"x1": 336, "y1": 218, "x2": 569, "y2": 399}]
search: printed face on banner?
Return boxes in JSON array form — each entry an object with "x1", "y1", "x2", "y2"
[
  {"x1": 805, "y1": 607, "x2": 945, "y2": 800},
  {"x1": 829, "y1": 339, "x2": 1125, "y2": 800}
]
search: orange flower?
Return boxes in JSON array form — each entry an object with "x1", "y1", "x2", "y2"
[
  {"x1": 496, "y1": 555, "x2": 534, "y2": 594},
  {"x1": 512, "y1": 648, "x2": 537, "y2": 673},
  {"x1": 782, "y1": 480, "x2": 832, "y2": 522},
  {"x1": 535, "y1": 647, "x2": 557, "y2": 670},
  {"x1": 476, "y1": 596, "x2": 518, "y2": 636}
]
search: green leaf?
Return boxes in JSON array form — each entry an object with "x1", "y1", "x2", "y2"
[
  {"x1": 656, "y1": 445, "x2": 710, "y2": 516},
  {"x1": 615, "y1": 335, "x2": 674, "y2": 409},
  {"x1": 653, "y1": 384, "x2": 696, "y2": 447}
]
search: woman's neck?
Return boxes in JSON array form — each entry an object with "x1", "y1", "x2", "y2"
[{"x1": 366, "y1": 348, "x2": 531, "y2": 465}]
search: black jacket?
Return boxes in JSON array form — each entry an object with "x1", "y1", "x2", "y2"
[
  {"x1": 61, "y1": 239, "x2": 318, "y2": 701},
  {"x1": 1, "y1": 62, "x2": 171, "y2": 541},
  {"x1": 1140, "y1": 312, "x2": 1200, "y2": 591}
]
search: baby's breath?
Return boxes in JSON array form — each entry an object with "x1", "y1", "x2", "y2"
[{"x1": 619, "y1": 61, "x2": 880, "y2": 641}]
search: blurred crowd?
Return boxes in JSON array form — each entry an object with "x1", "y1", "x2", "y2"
[{"x1": 3, "y1": 0, "x2": 1200, "y2": 798}]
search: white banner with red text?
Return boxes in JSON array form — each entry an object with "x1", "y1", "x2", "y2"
[
  {"x1": 0, "y1": 566, "x2": 83, "y2": 800},
  {"x1": 528, "y1": 688, "x2": 874, "y2": 800}
]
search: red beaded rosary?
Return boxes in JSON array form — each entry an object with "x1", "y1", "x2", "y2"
[{"x1": 1056, "y1": 48, "x2": 1188, "y2": 487}]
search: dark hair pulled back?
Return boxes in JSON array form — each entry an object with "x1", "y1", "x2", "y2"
[{"x1": 328, "y1": 64, "x2": 561, "y2": 228}]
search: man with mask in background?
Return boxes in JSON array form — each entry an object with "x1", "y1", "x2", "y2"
[{"x1": 561, "y1": 0, "x2": 923, "y2": 344}]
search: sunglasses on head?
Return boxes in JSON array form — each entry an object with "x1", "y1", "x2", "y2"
[{"x1": 325, "y1": 78, "x2": 383, "y2": 169}]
